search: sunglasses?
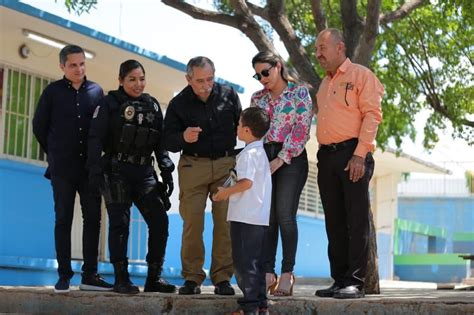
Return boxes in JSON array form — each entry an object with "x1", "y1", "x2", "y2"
[{"x1": 252, "y1": 65, "x2": 274, "y2": 81}]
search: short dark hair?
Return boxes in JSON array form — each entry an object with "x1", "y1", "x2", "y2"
[
  {"x1": 59, "y1": 45, "x2": 85, "y2": 65},
  {"x1": 186, "y1": 56, "x2": 215, "y2": 77},
  {"x1": 119, "y1": 59, "x2": 146, "y2": 80},
  {"x1": 240, "y1": 107, "x2": 270, "y2": 139}
]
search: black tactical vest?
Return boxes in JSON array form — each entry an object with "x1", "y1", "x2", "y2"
[{"x1": 108, "y1": 90, "x2": 162, "y2": 163}]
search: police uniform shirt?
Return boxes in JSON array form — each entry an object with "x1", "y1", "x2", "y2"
[
  {"x1": 33, "y1": 77, "x2": 104, "y2": 180},
  {"x1": 164, "y1": 83, "x2": 242, "y2": 156}
]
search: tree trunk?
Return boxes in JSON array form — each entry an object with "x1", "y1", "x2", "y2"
[{"x1": 366, "y1": 206, "x2": 380, "y2": 294}]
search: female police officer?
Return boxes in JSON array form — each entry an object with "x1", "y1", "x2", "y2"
[{"x1": 87, "y1": 60, "x2": 175, "y2": 294}]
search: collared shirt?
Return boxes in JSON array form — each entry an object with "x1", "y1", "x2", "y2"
[
  {"x1": 164, "y1": 83, "x2": 241, "y2": 155},
  {"x1": 33, "y1": 77, "x2": 104, "y2": 179},
  {"x1": 227, "y1": 140, "x2": 271, "y2": 226},
  {"x1": 316, "y1": 58, "x2": 383, "y2": 158},
  {"x1": 250, "y1": 83, "x2": 313, "y2": 164}
]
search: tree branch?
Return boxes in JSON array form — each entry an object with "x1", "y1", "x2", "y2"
[
  {"x1": 265, "y1": 0, "x2": 321, "y2": 93},
  {"x1": 246, "y1": 1, "x2": 268, "y2": 19},
  {"x1": 229, "y1": 0, "x2": 276, "y2": 52},
  {"x1": 353, "y1": 0, "x2": 381, "y2": 66},
  {"x1": 310, "y1": 0, "x2": 327, "y2": 34},
  {"x1": 380, "y1": 0, "x2": 427, "y2": 24},
  {"x1": 270, "y1": 0, "x2": 284, "y2": 14},
  {"x1": 162, "y1": 0, "x2": 238, "y2": 28},
  {"x1": 162, "y1": 0, "x2": 275, "y2": 53}
]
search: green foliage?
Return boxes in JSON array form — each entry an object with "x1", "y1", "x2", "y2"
[
  {"x1": 212, "y1": 0, "x2": 234, "y2": 14},
  {"x1": 379, "y1": 1, "x2": 473, "y2": 147},
  {"x1": 466, "y1": 170, "x2": 474, "y2": 193},
  {"x1": 57, "y1": 0, "x2": 96, "y2": 15},
  {"x1": 288, "y1": 0, "x2": 473, "y2": 149}
]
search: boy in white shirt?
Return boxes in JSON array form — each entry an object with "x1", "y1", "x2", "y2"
[{"x1": 213, "y1": 107, "x2": 271, "y2": 315}]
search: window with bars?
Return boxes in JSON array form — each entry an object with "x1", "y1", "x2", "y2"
[
  {"x1": 298, "y1": 160, "x2": 325, "y2": 217},
  {"x1": 1, "y1": 65, "x2": 52, "y2": 163}
]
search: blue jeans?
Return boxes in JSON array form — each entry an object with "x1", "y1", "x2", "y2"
[{"x1": 263, "y1": 143, "x2": 308, "y2": 273}]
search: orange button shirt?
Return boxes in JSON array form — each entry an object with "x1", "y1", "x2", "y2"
[{"x1": 316, "y1": 58, "x2": 383, "y2": 158}]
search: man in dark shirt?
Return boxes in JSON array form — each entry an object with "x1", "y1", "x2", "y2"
[
  {"x1": 33, "y1": 45, "x2": 112, "y2": 293},
  {"x1": 164, "y1": 56, "x2": 241, "y2": 295}
]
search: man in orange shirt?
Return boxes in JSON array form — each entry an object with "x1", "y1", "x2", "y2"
[{"x1": 314, "y1": 28, "x2": 383, "y2": 299}]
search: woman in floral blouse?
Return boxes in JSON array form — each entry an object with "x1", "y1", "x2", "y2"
[{"x1": 250, "y1": 51, "x2": 313, "y2": 296}]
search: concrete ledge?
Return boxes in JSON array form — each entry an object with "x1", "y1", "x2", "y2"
[{"x1": 1, "y1": 285, "x2": 473, "y2": 315}]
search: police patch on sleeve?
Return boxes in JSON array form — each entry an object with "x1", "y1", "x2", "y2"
[{"x1": 93, "y1": 106, "x2": 100, "y2": 119}]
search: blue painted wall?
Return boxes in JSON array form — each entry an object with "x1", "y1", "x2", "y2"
[
  {"x1": 376, "y1": 233, "x2": 391, "y2": 280},
  {"x1": 0, "y1": 159, "x2": 332, "y2": 286},
  {"x1": 398, "y1": 197, "x2": 474, "y2": 252},
  {"x1": 394, "y1": 265, "x2": 467, "y2": 283},
  {"x1": 0, "y1": 160, "x2": 55, "y2": 258},
  {"x1": 395, "y1": 197, "x2": 474, "y2": 282},
  {"x1": 4, "y1": 159, "x2": 473, "y2": 285}
]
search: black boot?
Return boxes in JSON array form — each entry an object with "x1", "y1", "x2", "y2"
[
  {"x1": 144, "y1": 261, "x2": 176, "y2": 293},
  {"x1": 113, "y1": 261, "x2": 139, "y2": 294}
]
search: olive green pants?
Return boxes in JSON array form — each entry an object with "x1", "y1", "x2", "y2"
[{"x1": 178, "y1": 154, "x2": 235, "y2": 285}]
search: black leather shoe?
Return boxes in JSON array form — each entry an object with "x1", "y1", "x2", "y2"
[
  {"x1": 178, "y1": 280, "x2": 201, "y2": 295},
  {"x1": 315, "y1": 283, "x2": 343, "y2": 297},
  {"x1": 333, "y1": 285, "x2": 365, "y2": 299},
  {"x1": 214, "y1": 280, "x2": 235, "y2": 295}
]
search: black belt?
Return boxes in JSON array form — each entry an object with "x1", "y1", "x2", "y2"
[
  {"x1": 264, "y1": 142, "x2": 283, "y2": 147},
  {"x1": 320, "y1": 138, "x2": 358, "y2": 152},
  {"x1": 114, "y1": 153, "x2": 152, "y2": 165},
  {"x1": 182, "y1": 150, "x2": 235, "y2": 160}
]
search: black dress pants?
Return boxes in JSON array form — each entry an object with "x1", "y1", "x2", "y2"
[
  {"x1": 231, "y1": 221, "x2": 267, "y2": 312},
  {"x1": 51, "y1": 175, "x2": 101, "y2": 278},
  {"x1": 317, "y1": 142, "x2": 374, "y2": 287}
]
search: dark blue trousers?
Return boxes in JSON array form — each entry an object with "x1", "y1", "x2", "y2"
[
  {"x1": 51, "y1": 175, "x2": 101, "y2": 279},
  {"x1": 231, "y1": 221, "x2": 267, "y2": 312}
]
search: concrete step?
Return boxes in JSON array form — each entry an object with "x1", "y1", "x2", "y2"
[
  {"x1": 1, "y1": 284, "x2": 473, "y2": 315},
  {"x1": 462, "y1": 277, "x2": 474, "y2": 285}
]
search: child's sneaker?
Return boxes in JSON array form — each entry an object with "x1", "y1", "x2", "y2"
[{"x1": 54, "y1": 277, "x2": 70, "y2": 293}]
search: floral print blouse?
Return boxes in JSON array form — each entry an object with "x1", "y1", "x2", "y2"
[{"x1": 250, "y1": 83, "x2": 313, "y2": 164}]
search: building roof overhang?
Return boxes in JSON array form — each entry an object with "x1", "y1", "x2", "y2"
[{"x1": 0, "y1": 1, "x2": 244, "y2": 103}]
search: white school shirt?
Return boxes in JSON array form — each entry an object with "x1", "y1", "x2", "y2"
[{"x1": 227, "y1": 140, "x2": 272, "y2": 226}]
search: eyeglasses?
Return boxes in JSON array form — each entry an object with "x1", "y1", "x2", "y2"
[{"x1": 253, "y1": 65, "x2": 274, "y2": 81}]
